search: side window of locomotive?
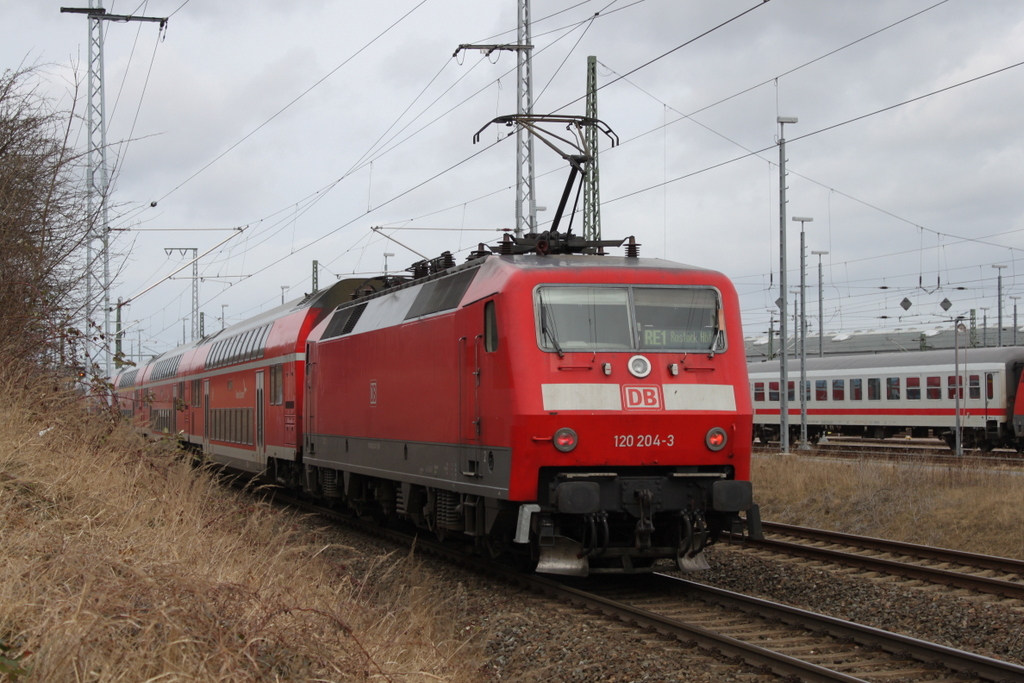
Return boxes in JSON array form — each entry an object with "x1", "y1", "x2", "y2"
[
  {"x1": 634, "y1": 287, "x2": 721, "y2": 351},
  {"x1": 536, "y1": 286, "x2": 632, "y2": 351},
  {"x1": 484, "y1": 300, "x2": 499, "y2": 352},
  {"x1": 969, "y1": 375, "x2": 981, "y2": 400},
  {"x1": 868, "y1": 378, "x2": 881, "y2": 400},
  {"x1": 906, "y1": 377, "x2": 921, "y2": 400},
  {"x1": 926, "y1": 376, "x2": 941, "y2": 399},
  {"x1": 886, "y1": 377, "x2": 900, "y2": 400},
  {"x1": 850, "y1": 378, "x2": 863, "y2": 401}
]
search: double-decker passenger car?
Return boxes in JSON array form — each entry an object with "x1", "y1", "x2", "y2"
[
  {"x1": 749, "y1": 347, "x2": 1024, "y2": 450},
  {"x1": 115, "y1": 235, "x2": 760, "y2": 575}
]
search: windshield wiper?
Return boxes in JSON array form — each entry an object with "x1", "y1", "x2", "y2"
[{"x1": 540, "y1": 301, "x2": 564, "y2": 358}]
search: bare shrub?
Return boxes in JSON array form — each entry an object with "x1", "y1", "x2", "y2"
[{"x1": 0, "y1": 67, "x2": 92, "y2": 367}]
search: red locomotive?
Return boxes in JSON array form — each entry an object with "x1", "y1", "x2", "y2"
[{"x1": 115, "y1": 233, "x2": 761, "y2": 575}]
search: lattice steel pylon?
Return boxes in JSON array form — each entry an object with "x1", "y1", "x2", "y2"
[
  {"x1": 515, "y1": 0, "x2": 536, "y2": 237},
  {"x1": 454, "y1": 1, "x2": 536, "y2": 237},
  {"x1": 61, "y1": 3, "x2": 167, "y2": 378},
  {"x1": 583, "y1": 56, "x2": 600, "y2": 242}
]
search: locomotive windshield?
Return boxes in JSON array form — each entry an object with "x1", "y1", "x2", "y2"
[{"x1": 535, "y1": 285, "x2": 723, "y2": 353}]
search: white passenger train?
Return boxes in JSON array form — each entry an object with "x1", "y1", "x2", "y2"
[{"x1": 748, "y1": 348, "x2": 1024, "y2": 450}]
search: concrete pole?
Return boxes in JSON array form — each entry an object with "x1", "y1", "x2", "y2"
[
  {"x1": 812, "y1": 251, "x2": 828, "y2": 357},
  {"x1": 777, "y1": 116, "x2": 797, "y2": 453}
]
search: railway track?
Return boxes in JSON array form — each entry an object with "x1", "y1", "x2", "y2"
[
  {"x1": 744, "y1": 521, "x2": 1024, "y2": 602},
  {"x1": 753, "y1": 439, "x2": 1024, "y2": 468},
  {"x1": 570, "y1": 572, "x2": 1024, "y2": 683},
  {"x1": 264, "y1": 487, "x2": 1024, "y2": 682}
]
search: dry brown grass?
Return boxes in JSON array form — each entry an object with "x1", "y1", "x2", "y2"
[
  {"x1": 752, "y1": 452, "x2": 1024, "y2": 559},
  {"x1": 0, "y1": 365, "x2": 483, "y2": 682}
]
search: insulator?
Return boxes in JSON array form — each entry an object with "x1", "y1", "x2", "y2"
[{"x1": 626, "y1": 236, "x2": 639, "y2": 258}]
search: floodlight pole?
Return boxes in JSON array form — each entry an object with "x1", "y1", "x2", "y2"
[
  {"x1": 993, "y1": 264, "x2": 1006, "y2": 346},
  {"x1": 777, "y1": 116, "x2": 797, "y2": 453},
  {"x1": 812, "y1": 250, "x2": 829, "y2": 357},
  {"x1": 793, "y1": 216, "x2": 813, "y2": 450}
]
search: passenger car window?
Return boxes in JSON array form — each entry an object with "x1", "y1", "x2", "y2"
[{"x1": 832, "y1": 379, "x2": 845, "y2": 401}]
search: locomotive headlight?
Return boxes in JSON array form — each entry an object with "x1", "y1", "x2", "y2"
[
  {"x1": 628, "y1": 354, "x2": 652, "y2": 378},
  {"x1": 553, "y1": 427, "x2": 578, "y2": 452},
  {"x1": 706, "y1": 427, "x2": 728, "y2": 451}
]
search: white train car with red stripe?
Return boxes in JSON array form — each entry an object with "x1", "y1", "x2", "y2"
[
  {"x1": 748, "y1": 347, "x2": 1024, "y2": 450},
  {"x1": 115, "y1": 235, "x2": 761, "y2": 575}
]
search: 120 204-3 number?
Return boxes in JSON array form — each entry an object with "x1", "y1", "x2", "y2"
[{"x1": 614, "y1": 434, "x2": 675, "y2": 448}]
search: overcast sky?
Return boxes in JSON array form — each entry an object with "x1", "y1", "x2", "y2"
[{"x1": 5, "y1": 0, "x2": 1024, "y2": 358}]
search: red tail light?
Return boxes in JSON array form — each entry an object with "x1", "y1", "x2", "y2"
[
  {"x1": 553, "y1": 427, "x2": 578, "y2": 452},
  {"x1": 706, "y1": 427, "x2": 727, "y2": 451}
]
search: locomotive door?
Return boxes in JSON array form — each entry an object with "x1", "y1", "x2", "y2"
[
  {"x1": 255, "y1": 370, "x2": 266, "y2": 465},
  {"x1": 305, "y1": 343, "x2": 318, "y2": 444},
  {"x1": 458, "y1": 307, "x2": 483, "y2": 446}
]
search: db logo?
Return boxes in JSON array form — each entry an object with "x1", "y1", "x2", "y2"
[
  {"x1": 623, "y1": 385, "x2": 662, "y2": 410},
  {"x1": 369, "y1": 380, "x2": 378, "y2": 406}
]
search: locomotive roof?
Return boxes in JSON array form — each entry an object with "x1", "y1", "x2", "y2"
[
  {"x1": 749, "y1": 346, "x2": 1024, "y2": 374},
  {"x1": 499, "y1": 254, "x2": 715, "y2": 273}
]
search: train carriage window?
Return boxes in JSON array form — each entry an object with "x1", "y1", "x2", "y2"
[
  {"x1": 802, "y1": 380, "x2": 811, "y2": 402},
  {"x1": 969, "y1": 375, "x2": 980, "y2": 400},
  {"x1": 947, "y1": 375, "x2": 963, "y2": 400},
  {"x1": 926, "y1": 376, "x2": 941, "y2": 399},
  {"x1": 754, "y1": 382, "x2": 765, "y2": 402},
  {"x1": 768, "y1": 381, "x2": 779, "y2": 402},
  {"x1": 270, "y1": 364, "x2": 284, "y2": 405},
  {"x1": 254, "y1": 325, "x2": 271, "y2": 359},
  {"x1": 987, "y1": 373, "x2": 994, "y2": 400},
  {"x1": 238, "y1": 331, "x2": 254, "y2": 362},
  {"x1": 227, "y1": 335, "x2": 241, "y2": 365},
  {"x1": 815, "y1": 380, "x2": 827, "y2": 401},
  {"x1": 832, "y1": 379, "x2": 845, "y2": 401},
  {"x1": 906, "y1": 377, "x2": 921, "y2": 400},
  {"x1": 484, "y1": 300, "x2": 499, "y2": 352},
  {"x1": 243, "y1": 330, "x2": 258, "y2": 361},
  {"x1": 886, "y1": 377, "x2": 900, "y2": 400},
  {"x1": 787, "y1": 381, "x2": 795, "y2": 402},
  {"x1": 191, "y1": 379, "x2": 201, "y2": 407},
  {"x1": 867, "y1": 378, "x2": 881, "y2": 400}
]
